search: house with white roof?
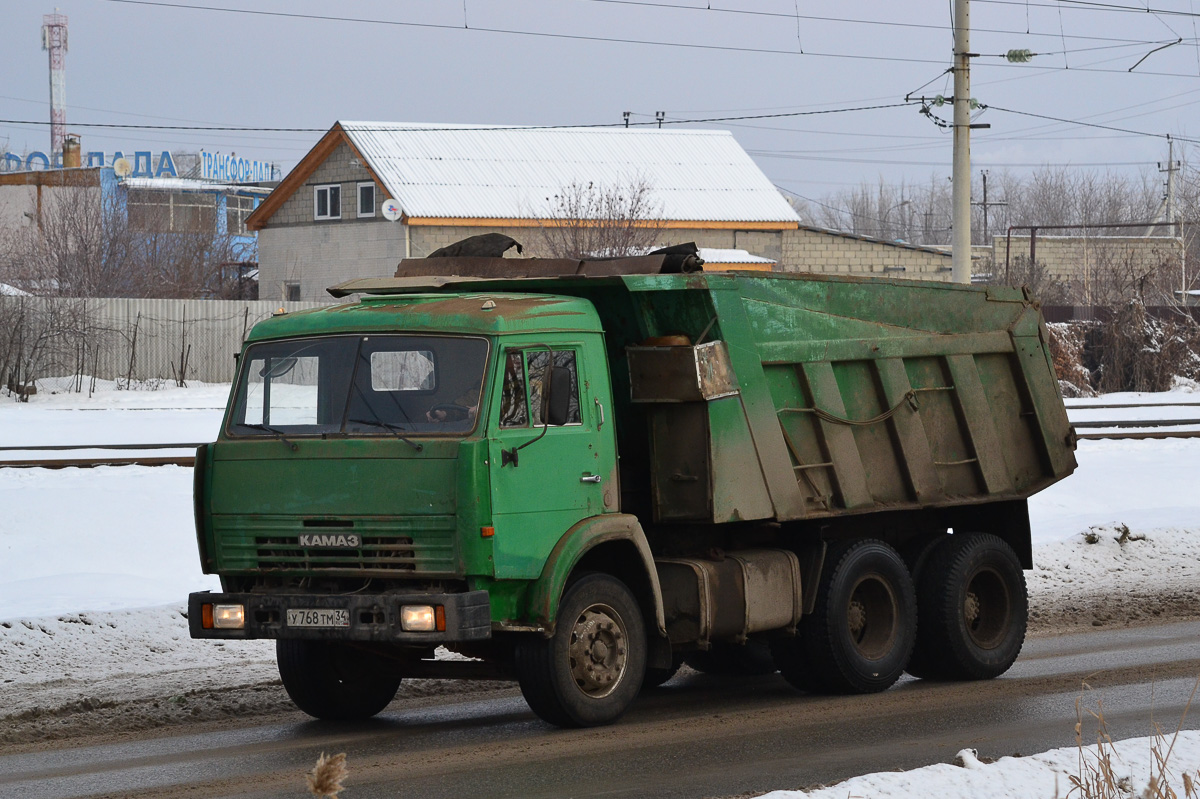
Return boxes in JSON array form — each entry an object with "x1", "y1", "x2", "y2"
[{"x1": 248, "y1": 121, "x2": 951, "y2": 301}]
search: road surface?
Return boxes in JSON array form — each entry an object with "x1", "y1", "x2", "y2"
[{"x1": 3, "y1": 621, "x2": 1199, "y2": 799}]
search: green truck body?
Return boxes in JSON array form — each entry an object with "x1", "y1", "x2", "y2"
[{"x1": 189, "y1": 263, "x2": 1076, "y2": 727}]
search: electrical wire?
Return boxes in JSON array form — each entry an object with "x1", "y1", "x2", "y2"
[
  {"x1": 94, "y1": 0, "x2": 1200, "y2": 77},
  {"x1": 982, "y1": 103, "x2": 1200, "y2": 143},
  {"x1": 571, "y1": 0, "x2": 1182, "y2": 45},
  {"x1": 0, "y1": 102, "x2": 923, "y2": 134}
]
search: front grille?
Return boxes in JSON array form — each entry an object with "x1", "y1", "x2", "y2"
[
  {"x1": 213, "y1": 515, "x2": 458, "y2": 576},
  {"x1": 255, "y1": 534, "x2": 417, "y2": 571}
]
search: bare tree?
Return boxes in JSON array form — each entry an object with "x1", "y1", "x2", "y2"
[
  {"x1": 0, "y1": 182, "x2": 248, "y2": 299},
  {"x1": 532, "y1": 178, "x2": 665, "y2": 259}
]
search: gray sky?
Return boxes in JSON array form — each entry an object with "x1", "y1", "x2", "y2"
[{"x1": 3, "y1": 0, "x2": 1200, "y2": 206}]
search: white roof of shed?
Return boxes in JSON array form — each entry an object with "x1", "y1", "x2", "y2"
[
  {"x1": 339, "y1": 122, "x2": 800, "y2": 224},
  {"x1": 121, "y1": 177, "x2": 273, "y2": 195},
  {"x1": 699, "y1": 248, "x2": 775, "y2": 264}
]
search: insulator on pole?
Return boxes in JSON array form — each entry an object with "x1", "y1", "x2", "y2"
[{"x1": 1006, "y1": 49, "x2": 1034, "y2": 63}]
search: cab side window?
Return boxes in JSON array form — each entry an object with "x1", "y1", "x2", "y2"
[
  {"x1": 498, "y1": 348, "x2": 581, "y2": 428},
  {"x1": 499, "y1": 351, "x2": 529, "y2": 428}
]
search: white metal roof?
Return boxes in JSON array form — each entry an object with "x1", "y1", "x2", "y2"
[
  {"x1": 339, "y1": 122, "x2": 800, "y2": 224},
  {"x1": 120, "y1": 177, "x2": 273, "y2": 195},
  {"x1": 699, "y1": 247, "x2": 775, "y2": 264}
]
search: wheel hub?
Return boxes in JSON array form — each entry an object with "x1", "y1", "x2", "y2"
[
  {"x1": 568, "y1": 605, "x2": 627, "y2": 698},
  {"x1": 964, "y1": 591, "x2": 981, "y2": 625},
  {"x1": 847, "y1": 600, "x2": 867, "y2": 637},
  {"x1": 964, "y1": 567, "x2": 1011, "y2": 650}
]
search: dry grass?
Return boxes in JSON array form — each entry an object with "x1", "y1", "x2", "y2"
[
  {"x1": 1069, "y1": 676, "x2": 1200, "y2": 799},
  {"x1": 1048, "y1": 321, "x2": 1096, "y2": 397},
  {"x1": 306, "y1": 751, "x2": 348, "y2": 799}
]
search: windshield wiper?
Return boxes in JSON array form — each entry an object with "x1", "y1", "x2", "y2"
[
  {"x1": 347, "y1": 418, "x2": 424, "y2": 452},
  {"x1": 240, "y1": 422, "x2": 299, "y2": 451}
]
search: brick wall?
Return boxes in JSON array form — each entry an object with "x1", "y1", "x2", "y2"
[
  {"x1": 781, "y1": 227, "x2": 952, "y2": 281},
  {"x1": 993, "y1": 234, "x2": 1181, "y2": 285}
]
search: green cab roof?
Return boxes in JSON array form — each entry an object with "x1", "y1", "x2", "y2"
[{"x1": 245, "y1": 293, "x2": 603, "y2": 343}]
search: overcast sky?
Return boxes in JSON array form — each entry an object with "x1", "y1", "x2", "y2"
[{"x1": 3, "y1": 0, "x2": 1200, "y2": 206}]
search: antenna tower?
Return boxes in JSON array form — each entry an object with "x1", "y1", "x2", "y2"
[{"x1": 42, "y1": 11, "x2": 69, "y2": 156}]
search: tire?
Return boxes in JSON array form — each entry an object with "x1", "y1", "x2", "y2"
[
  {"x1": 276, "y1": 639, "x2": 402, "y2": 721},
  {"x1": 515, "y1": 573, "x2": 647, "y2": 727},
  {"x1": 684, "y1": 640, "x2": 777, "y2": 676},
  {"x1": 908, "y1": 533, "x2": 1027, "y2": 681},
  {"x1": 772, "y1": 539, "x2": 916, "y2": 695}
]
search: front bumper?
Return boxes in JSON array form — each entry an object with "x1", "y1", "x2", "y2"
[{"x1": 187, "y1": 590, "x2": 491, "y2": 642}]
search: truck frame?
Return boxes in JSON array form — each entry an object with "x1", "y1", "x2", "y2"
[{"x1": 189, "y1": 252, "x2": 1076, "y2": 727}]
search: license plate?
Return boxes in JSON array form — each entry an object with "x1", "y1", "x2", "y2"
[{"x1": 286, "y1": 608, "x2": 350, "y2": 628}]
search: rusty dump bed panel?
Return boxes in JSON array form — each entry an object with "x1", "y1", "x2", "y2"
[
  {"x1": 331, "y1": 271, "x2": 1077, "y2": 523},
  {"x1": 727, "y1": 277, "x2": 1076, "y2": 521}
]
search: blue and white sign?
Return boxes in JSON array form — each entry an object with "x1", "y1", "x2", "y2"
[
  {"x1": 200, "y1": 151, "x2": 274, "y2": 183},
  {"x1": 2, "y1": 149, "x2": 178, "y2": 177}
]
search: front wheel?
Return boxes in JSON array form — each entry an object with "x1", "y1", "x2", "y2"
[
  {"x1": 515, "y1": 573, "x2": 647, "y2": 727},
  {"x1": 276, "y1": 640, "x2": 402, "y2": 720},
  {"x1": 908, "y1": 533, "x2": 1027, "y2": 681},
  {"x1": 772, "y1": 539, "x2": 916, "y2": 695}
]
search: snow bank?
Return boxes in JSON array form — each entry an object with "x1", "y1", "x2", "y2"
[
  {"x1": 759, "y1": 731, "x2": 1200, "y2": 799},
  {"x1": 0, "y1": 466, "x2": 219, "y2": 621},
  {"x1": 0, "y1": 605, "x2": 272, "y2": 688}
]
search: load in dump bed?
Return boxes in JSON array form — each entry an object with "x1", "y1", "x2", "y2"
[{"x1": 190, "y1": 248, "x2": 1076, "y2": 728}]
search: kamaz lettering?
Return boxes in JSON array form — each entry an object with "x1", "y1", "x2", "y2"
[{"x1": 298, "y1": 534, "x2": 361, "y2": 548}]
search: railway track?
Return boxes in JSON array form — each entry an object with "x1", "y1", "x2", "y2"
[
  {"x1": 2, "y1": 401, "x2": 1196, "y2": 467},
  {"x1": 0, "y1": 442, "x2": 200, "y2": 468}
]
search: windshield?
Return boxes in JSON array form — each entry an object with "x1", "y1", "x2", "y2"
[{"x1": 229, "y1": 334, "x2": 489, "y2": 437}]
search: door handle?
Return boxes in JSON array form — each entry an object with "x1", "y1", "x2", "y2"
[
  {"x1": 594, "y1": 398, "x2": 605, "y2": 429},
  {"x1": 580, "y1": 474, "x2": 602, "y2": 483}
]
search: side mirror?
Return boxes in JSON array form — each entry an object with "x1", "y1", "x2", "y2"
[{"x1": 543, "y1": 366, "x2": 571, "y2": 426}]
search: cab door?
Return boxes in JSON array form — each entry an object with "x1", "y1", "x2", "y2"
[{"x1": 487, "y1": 337, "x2": 617, "y2": 579}]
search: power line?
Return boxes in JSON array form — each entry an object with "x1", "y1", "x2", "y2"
[
  {"x1": 95, "y1": 0, "x2": 1200, "y2": 78},
  {"x1": 98, "y1": 0, "x2": 943, "y2": 66},
  {"x1": 976, "y1": 0, "x2": 1200, "y2": 17},
  {"x1": 0, "y1": 102, "x2": 921, "y2": 135},
  {"x1": 982, "y1": 103, "x2": 1200, "y2": 143},
  {"x1": 572, "y1": 0, "x2": 1182, "y2": 46}
]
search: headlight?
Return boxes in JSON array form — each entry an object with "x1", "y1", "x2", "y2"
[
  {"x1": 400, "y1": 605, "x2": 436, "y2": 631},
  {"x1": 212, "y1": 604, "x2": 245, "y2": 629}
]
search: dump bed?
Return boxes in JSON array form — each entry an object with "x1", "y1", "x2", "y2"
[{"x1": 332, "y1": 270, "x2": 1077, "y2": 524}]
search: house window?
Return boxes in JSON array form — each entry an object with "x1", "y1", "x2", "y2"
[
  {"x1": 226, "y1": 195, "x2": 255, "y2": 235},
  {"x1": 284, "y1": 282, "x2": 301, "y2": 301},
  {"x1": 357, "y1": 183, "x2": 376, "y2": 218},
  {"x1": 314, "y1": 185, "x2": 341, "y2": 220}
]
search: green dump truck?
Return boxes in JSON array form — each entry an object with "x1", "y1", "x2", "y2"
[{"x1": 189, "y1": 251, "x2": 1076, "y2": 728}]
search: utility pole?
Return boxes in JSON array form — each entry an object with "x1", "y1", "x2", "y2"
[
  {"x1": 971, "y1": 170, "x2": 1007, "y2": 246},
  {"x1": 951, "y1": 0, "x2": 972, "y2": 284},
  {"x1": 1159, "y1": 138, "x2": 1185, "y2": 295}
]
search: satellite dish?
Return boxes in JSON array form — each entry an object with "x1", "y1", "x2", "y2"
[
  {"x1": 113, "y1": 157, "x2": 132, "y2": 178},
  {"x1": 381, "y1": 199, "x2": 402, "y2": 221}
]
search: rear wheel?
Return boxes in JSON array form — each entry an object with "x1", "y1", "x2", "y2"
[
  {"x1": 515, "y1": 573, "x2": 647, "y2": 727},
  {"x1": 772, "y1": 539, "x2": 916, "y2": 694},
  {"x1": 276, "y1": 639, "x2": 402, "y2": 720},
  {"x1": 908, "y1": 533, "x2": 1027, "y2": 681}
]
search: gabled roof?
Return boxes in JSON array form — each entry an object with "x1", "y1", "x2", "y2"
[{"x1": 248, "y1": 122, "x2": 800, "y2": 230}]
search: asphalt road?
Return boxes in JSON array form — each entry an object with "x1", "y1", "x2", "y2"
[{"x1": 4, "y1": 621, "x2": 1200, "y2": 799}]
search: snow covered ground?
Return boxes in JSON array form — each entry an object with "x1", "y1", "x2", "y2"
[
  {"x1": 760, "y1": 730, "x2": 1200, "y2": 799},
  {"x1": 1, "y1": 377, "x2": 1198, "y2": 792}
]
